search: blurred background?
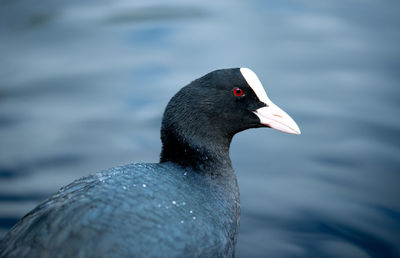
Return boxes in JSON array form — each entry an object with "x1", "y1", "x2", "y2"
[{"x1": 0, "y1": 0, "x2": 399, "y2": 257}]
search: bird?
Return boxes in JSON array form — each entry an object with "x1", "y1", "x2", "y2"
[{"x1": 0, "y1": 68, "x2": 300, "y2": 258}]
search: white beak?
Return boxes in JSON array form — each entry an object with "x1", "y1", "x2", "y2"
[
  {"x1": 253, "y1": 102, "x2": 301, "y2": 135},
  {"x1": 240, "y1": 67, "x2": 301, "y2": 135}
]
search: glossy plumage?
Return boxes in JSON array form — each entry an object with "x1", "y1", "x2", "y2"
[{"x1": 0, "y1": 163, "x2": 239, "y2": 258}]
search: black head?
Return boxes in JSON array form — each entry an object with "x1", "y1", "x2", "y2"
[{"x1": 160, "y1": 68, "x2": 300, "y2": 170}]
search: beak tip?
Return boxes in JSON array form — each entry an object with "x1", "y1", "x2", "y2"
[
  {"x1": 293, "y1": 125, "x2": 301, "y2": 135},
  {"x1": 286, "y1": 127, "x2": 301, "y2": 135}
]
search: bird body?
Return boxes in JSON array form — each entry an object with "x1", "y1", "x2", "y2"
[{"x1": 1, "y1": 163, "x2": 239, "y2": 257}]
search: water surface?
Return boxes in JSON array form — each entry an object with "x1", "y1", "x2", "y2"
[{"x1": 1, "y1": 0, "x2": 399, "y2": 257}]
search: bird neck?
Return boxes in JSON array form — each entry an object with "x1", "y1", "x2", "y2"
[{"x1": 160, "y1": 131, "x2": 233, "y2": 175}]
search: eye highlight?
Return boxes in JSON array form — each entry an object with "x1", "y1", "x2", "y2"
[{"x1": 233, "y1": 87, "x2": 244, "y2": 97}]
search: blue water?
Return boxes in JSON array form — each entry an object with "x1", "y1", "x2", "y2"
[{"x1": 1, "y1": 0, "x2": 399, "y2": 257}]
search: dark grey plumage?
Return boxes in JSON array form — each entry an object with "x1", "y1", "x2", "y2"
[{"x1": 0, "y1": 163, "x2": 239, "y2": 257}]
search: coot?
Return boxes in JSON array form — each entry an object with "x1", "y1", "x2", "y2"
[{"x1": 0, "y1": 68, "x2": 300, "y2": 258}]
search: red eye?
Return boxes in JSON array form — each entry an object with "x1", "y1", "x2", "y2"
[{"x1": 233, "y1": 87, "x2": 244, "y2": 97}]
